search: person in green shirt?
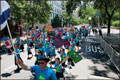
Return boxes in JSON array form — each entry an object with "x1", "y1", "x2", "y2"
[{"x1": 54, "y1": 58, "x2": 64, "y2": 80}]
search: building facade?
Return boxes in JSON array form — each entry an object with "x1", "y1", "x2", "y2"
[{"x1": 48, "y1": 1, "x2": 63, "y2": 25}]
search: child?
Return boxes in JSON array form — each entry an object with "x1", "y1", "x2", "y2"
[
  {"x1": 70, "y1": 38, "x2": 75, "y2": 49},
  {"x1": 75, "y1": 34, "x2": 80, "y2": 52},
  {"x1": 20, "y1": 39, "x2": 24, "y2": 52},
  {"x1": 35, "y1": 51, "x2": 43, "y2": 65},
  {"x1": 16, "y1": 36, "x2": 20, "y2": 47},
  {"x1": 60, "y1": 48, "x2": 67, "y2": 67},
  {"x1": 50, "y1": 43, "x2": 56, "y2": 59},
  {"x1": 44, "y1": 40, "x2": 50, "y2": 57},
  {"x1": 54, "y1": 58, "x2": 64, "y2": 80},
  {"x1": 27, "y1": 44, "x2": 33, "y2": 59},
  {"x1": 11, "y1": 44, "x2": 23, "y2": 70}
]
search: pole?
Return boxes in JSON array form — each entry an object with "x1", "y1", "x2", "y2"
[
  {"x1": 98, "y1": 16, "x2": 100, "y2": 29},
  {"x1": 6, "y1": 22, "x2": 16, "y2": 52}
]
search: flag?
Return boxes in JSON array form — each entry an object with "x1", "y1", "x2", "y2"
[
  {"x1": 67, "y1": 49, "x2": 82, "y2": 63},
  {"x1": 0, "y1": 1, "x2": 10, "y2": 30}
]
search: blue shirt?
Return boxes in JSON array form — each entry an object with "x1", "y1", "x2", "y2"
[
  {"x1": 27, "y1": 39, "x2": 30, "y2": 44},
  {"x1": 32, "y1": 32, "x2": 36, "y2": 37},
  {"x1": 70, "y1": 41, "x2": 75, "y2": 48},
  {"x1": 50, "y1": 46, "x2": 56, "y2": 56},
  {"x1": 60, "y1": 52, "x2": 67, "y2": 60},
  {"x1": 44, "y1": 42, "x2": 50, "y2": 55},
  {"x1": 69, "y1": 47, "x2": 73, "y2": 50},
  {"x1": 30, "y1": 66, "x2": 57, "y2": 80},
  {"x1": 21, "y1": 41, "x2": 24, "y2": 45},
  {"x1": 16, "y1": 38, "x2": 20, "y2": 43},
  {"x1": 54, "y1": 63, "x2": 62, "y2": 73},
  {"x1": 27, "y1": 47, "x2": 31, "y2": 52},
  {"x1": 36, "y1": 55, "x2": 43, "y2": 59},
  {"x1": 75, "y1": 37, "x2": 79, "y2": 43},
  {"x1": 15, "y1": 49, "x2": 20, "y2": 58},
  {"x1": 38, "y1": 47, "x2": 44, "y2": 54}
]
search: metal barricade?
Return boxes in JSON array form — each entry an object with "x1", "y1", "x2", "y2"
[{"x1": 95, "y1": 34, "x2": 120, "y2": 72}]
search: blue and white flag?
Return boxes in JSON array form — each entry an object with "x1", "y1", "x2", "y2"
[{"x1": 0, "y1": 1, "x2": 10, "y2": 30}]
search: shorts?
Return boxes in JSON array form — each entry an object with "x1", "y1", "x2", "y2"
[
  {"x1": 8, "y1": 47, "x2": 14, "y2": 54},
  {"x1": 20, "y1": 45, "x2": 24, "y2": 50},
  {"x1": 56, "y1": 72, "x2": 64, "y2": 79},
  {"x1": 28, "y1": 51, "x2": 32, "y2": 55},
  {"x1": 30, "y1": 42, "x2": 33, "y2": 47},
  {"x1": 35, "y1": 46, "x2": 38, "y2": 50},
  {"x1": 76, "y1": 42, "x2": 79, "y2": 46}
]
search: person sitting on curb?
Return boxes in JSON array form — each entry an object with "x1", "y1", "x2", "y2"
[{"x1": 16, "y1": 57, "x2": 57, "y2": 80}]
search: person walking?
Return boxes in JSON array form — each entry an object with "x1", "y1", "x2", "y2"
[{"x1": 16, "y1": 57, "x2": 57, "y2": 80}]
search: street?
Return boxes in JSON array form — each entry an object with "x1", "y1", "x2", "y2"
[{"x1": 1, "y1": 32, "x2": 119, "y2": 80}]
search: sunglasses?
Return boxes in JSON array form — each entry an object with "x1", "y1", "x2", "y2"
[{"x1": 39, "y1": 62, "x2": 45, "y2": 64}]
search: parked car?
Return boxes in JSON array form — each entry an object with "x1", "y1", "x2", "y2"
[{"x1": 101, "y1": 26, "x2": 107, "y2": 28}]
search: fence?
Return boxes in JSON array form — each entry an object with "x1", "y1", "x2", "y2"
[{"x1": 96, "y1": 34, "x2": 120, "y2": 72}]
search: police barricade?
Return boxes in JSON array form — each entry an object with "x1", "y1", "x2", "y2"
[
  {"x1": 111, "y1": 50, "x2": 120, "y2": 72},
  {"x1": 95, "y1": 34, "x2": 120, "y2": 72}
]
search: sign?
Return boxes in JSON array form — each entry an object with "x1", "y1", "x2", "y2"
[
  {"x1": 96, "y1": 12, "x2": 99, "y2": 17},
  {"x1": 52, "y1": 36, "x2": 64, "y2": 49},
  {"x1": 67, "y1": 49, "x2": 82, "y2": 63},
  {"x1": 36, "y1": 31, "x2": 41, "y2": 38},
  {"x1": 64, "y1": 41, "x2": 70, "y2": 48}
]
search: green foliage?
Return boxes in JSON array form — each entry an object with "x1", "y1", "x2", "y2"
[
  {"x1": 8, "y1": 0, "x2": 52, "y2": 26},
  {"x1": 112, "y1": 21, "x2": 120, "y2": 27},
  {"x1": 63, "y1": 10, "x2": 79, "y2": 26},
  {"x1": 52, "y1": 14, "x2": 61, "y2": 28},
  {"x1": 77, "y1": 3, "x2": 96, "y2": 25}
]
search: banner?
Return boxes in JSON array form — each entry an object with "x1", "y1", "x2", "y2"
[
  {"x1": 67, "y1": 49, "x2": 82, "y2": 63},
  {"x1": 52, "y1": 36, "x2": 64, "y2": 48},
  {"x1": 2, "y1": 37, "x2": 8, "y2": 41},
  {"x1": 64, "y1": 41, "x2": 70, "y2": 48},
  {"x1": 36, "y1": 31, "x2": 41, "y2": 38}
]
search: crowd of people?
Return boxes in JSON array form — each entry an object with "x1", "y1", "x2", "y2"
[{"x1": 2, "y1": 25, "x2": 91, "y2": 80}]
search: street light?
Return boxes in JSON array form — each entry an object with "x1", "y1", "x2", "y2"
[
  {"x1": 88, "y1": 17, "x2": 92, "y2": 20},
  {"x1": 88, "y1": 17, "x2": 92, "y2": 25}
]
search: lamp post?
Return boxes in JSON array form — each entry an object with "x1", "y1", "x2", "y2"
[{"x1": 88, "y1": 17, "x2": 92, "y2": 25}]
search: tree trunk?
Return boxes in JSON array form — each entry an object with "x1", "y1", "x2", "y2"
[{"x1": 107, "y1": 17, "x2": 111, "y2": 36}]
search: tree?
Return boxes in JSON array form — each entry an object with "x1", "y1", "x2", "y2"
[
  {"x1": 66, "y1": 0, "x2": 120, "y2": 35},
  {"x1": 8, "y1": 0, "x2": 52, "y2": 27},
  {"x1": 63, "y1": 10, "x2": 79, "y2": 26},
  {"x1": 94, "y1": 0, "x2": 120, "y2": 35},
  {"x1": 52, "y1": 14, "x2": 61, "y2": 28}
]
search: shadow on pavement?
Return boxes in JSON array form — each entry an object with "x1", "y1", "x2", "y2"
[
  {"x1": 83, "y1": 52, "x2": 120, "y2": 79},
  {"x1": 65, "y1": 74, "x2": 78, "y2": 80},
  {"x1": 1, "y1": 68, "x2": 22, "y2": 78}
]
